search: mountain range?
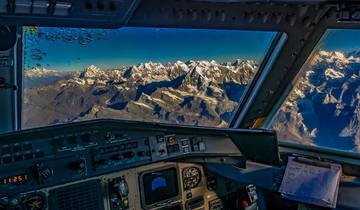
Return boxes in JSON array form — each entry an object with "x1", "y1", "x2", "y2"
[
  {"x1": 23, "y1": 51, "x2": 360, "y2": 152},
  {"x1": 23, "y1": 59, "x2": 257, "y2": 129},
  {"x1": 272, "y1": 50, "x2": 360, "y2": 152}
]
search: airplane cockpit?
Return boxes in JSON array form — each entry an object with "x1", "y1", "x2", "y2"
[{"x1": 1, "y1": 0, "x2": 360, "y2": 209}]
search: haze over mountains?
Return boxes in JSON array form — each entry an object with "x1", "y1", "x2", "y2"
[{"x1": 24, "y1": 50, "x2": 360, "y2": 152}]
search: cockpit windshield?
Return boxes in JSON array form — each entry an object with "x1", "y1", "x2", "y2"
[
  {"x1": 22, "y1": 27, "x2": 276, "y2": 129},
  {"x1": 271, "y1": 29, "x2": 360, "y2": 153}
]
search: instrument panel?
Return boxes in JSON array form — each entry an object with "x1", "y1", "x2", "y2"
[
  {"x1": 0, "y1": 120, "x2": 277, "y2": 209},
  {"x1": 0, "y1": 161, "x2": 248, "y2": 210},
  {"x1": 0, "y1": 162, "x2": 258, "y2": 210},
  {"x1": 0, "y1": 120, "x2": 249, "y2": 195}
]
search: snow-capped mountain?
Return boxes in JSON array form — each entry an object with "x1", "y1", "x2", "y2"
[
  {"x1": 24, "y1": 67, "x2": 74, "y2": 88},
  {"x1": 25, "y1": 67, "x2": 62, "y2": 78},
  {"x1": 23, "y1": 59, "x2": 258, "y2": 129},
  {"x1": 272, "y1": 50, "x2": 360, "y2": 152}
]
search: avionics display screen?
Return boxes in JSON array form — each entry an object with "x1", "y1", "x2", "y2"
[{"x1": 142, "y1": 167, "x2": 179, "y2": 205}]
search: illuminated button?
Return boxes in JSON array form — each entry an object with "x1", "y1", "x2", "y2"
[
  {"x1": 32, "y1": 0, "x2": 49, "y2": 14},
  {"x1": 122, "y1": 199, "x2": 129, "y2": 207},
  {"x1": 167, "y1": 136, "x2": 176, "y2": 144}
]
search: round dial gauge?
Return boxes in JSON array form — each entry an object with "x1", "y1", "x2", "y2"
[
  {"x1": 24, "y1": 193, "x2": 46, "y2": 210},
  {"x1": 182, "y1": 167, "x2": 201, "y2": 190}
]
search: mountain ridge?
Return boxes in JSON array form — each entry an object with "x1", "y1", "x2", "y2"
[{"x1": 23, "y1": 59, "x2": 257, "y2": 129}]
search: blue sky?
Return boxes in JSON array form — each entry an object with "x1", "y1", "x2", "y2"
[
  {"x1": 322, "y1": 29, "x2": 360, "y2": 52},
  {"x1": 24, "y1": 27, "x2": 276, "y2": 71},
  {"x1": 24, "y1": 28, "x2": 360, "y2": 72}
]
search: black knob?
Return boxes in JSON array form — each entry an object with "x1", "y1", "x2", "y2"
[
  {"x1": 40, "y1": 167, "x2": 53, "y2": 179},
  {"x1": 33, "y1": 163, "x2": 53, "y2": 183}
]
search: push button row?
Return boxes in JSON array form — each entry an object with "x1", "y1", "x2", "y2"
[
  {"x1": 1, "y1": 143, "x2": 32, "y2": 155},
  {"x1": 0, "y1": 151, "x2": 44, "y2": 165}
]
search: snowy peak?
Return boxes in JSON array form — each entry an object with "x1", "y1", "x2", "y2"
[
  {"x1": 25, "y1": 67, "x2": 64, "y2": 78},
  {"x1": 273, "y1": 49, "x2": 360, "y2": 151},
  {"x1": 80, "y1": 65, "x2": 103, "y2": 78},
  {"x1": 324, "y1": 68, "x2": 345, "y2": 79},
  {"x1": 23, "y1": 58, "x2": 259, "y2": 129}
]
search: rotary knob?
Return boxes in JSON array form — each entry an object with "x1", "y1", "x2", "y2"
[{"x1": 34, "y1": 163, "x2": 53, "y2": 183}]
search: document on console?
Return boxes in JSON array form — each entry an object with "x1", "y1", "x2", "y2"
[{"x1": 279, "y1": 156, "x2": 341, "y2": 208}]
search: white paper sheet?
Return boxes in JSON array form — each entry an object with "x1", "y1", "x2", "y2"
[{"x1": 279, "y1": 157, "x2": 341, "y2": 208}]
